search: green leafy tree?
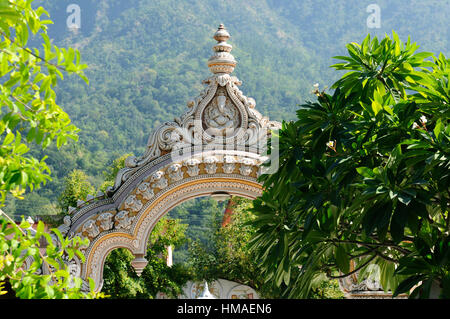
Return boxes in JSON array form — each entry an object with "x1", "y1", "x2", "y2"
[
  {"x1": 249, "y1": 32, "x2": 450, "y2": 298},
  {"x1": 187, "y1": 198, "x2": 278, "y2": 297},
  {"x1": 187, "y1": 198, "x2": 343, "y2": 298},
  {"x1": 102, "y1": 217, "x2": 193, "y2": 298},
  {"x1": 0, "y1": 0, "x2": 97, "y2": 298},
  {"x1": 99, "y1": 153, "x2": 132, "y2": 192},
  {"x1": 0, "y1": 211, "x2": 104, "y2": 298},
  {"x1": 168, "y1": 197, "x2": 226, "y2": 263},
  {"x1": 58, "y1": 169, "x2": 95, "y2": 213},
  {"x1": 0, "y1": 0, "x2": 88, "y2": 206},
  {"x1": 140, "y1": 217, "x2": 193, "y2": 297}
]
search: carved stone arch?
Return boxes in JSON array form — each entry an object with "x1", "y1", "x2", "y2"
[
  {"x1": 83, "y1": 233, "x2": 138, "y2": 289},
  {"x1": 86, "y1": 176, "x2": 263, "y2": 290},
  {"x1": 50, "y1": 24, "x2": 405, "y2": 299},
  {"x1": 55, "y1": 24, "x2": 281, "y2": 292}
]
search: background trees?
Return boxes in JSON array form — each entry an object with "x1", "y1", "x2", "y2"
[
  {"x1": 187, "y1": 197, "x2": 344, "y2": 298},
  {"x1": 2, "y1": 0, "x2": 448, "y2": 299},
  {"x1": 249, "y1": 33, "x2": 449, "y2": 298},
  {"x1": 0, "y1": 0, "x2": 87, "y2": 208},
  {"x1": 101, "y1": 217, "x2": 193, "y2": 298},
  {"x1": 186, "y1": 198, "x2": 268, "y2": 293},
  {"x1": 57, "y1": 169, "x2": 95, "y2": 212},
  {"x1": 6, "y1": 0, "x2": 450, "y2": 221}
]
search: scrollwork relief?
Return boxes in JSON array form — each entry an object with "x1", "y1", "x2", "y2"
[
  {"x1": 136, "y1": 182, "x2": 154, "y2": 200},
  {"x1": 115, "y1": 210, "x2": 135, "y2": 230},
  {"x1": 124, "y1": 195, "x2": 143, "y2": 213},
  {"x1": 98, "y1": 212, "x2": 114, "y2": 232},
  {"x1": 82, "y1": 219, "x2": 100, "y2": 239}
]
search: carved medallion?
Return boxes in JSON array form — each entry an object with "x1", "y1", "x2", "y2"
[{"x1": 202, "y1": 88, "x2": 241, "y2": 137}]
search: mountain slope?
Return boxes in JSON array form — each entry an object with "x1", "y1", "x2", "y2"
[{"x1": 7, "y1": 0, "x2": 450, "y2": 218}]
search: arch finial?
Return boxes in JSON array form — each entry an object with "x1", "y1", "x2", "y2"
[{"x1": 208, "y1": 24, "x2": 237, "y2": 74}]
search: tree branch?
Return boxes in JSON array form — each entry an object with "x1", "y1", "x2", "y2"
[
  {"x1": 328, "y1": 238, "x2": 411, "y2": 255},
  {"x1": 328, "y1": 253, "x2": 377, "y2": 279},
  {"x1": 0, "y1": 208, "x2": 54, "y2": 277},
  {"x1": 0, "y1": 31, "x2": 66, "y2": 72}
]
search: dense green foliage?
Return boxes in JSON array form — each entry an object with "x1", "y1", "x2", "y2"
[
  {"x1": 249, "y1": 33, "x2": 450, "y2": 298},
  {"x1": 57, "y1": 169, "x2": 94, "y2": 212},
  {"x1": 2, "y1": 0, "x2": 449, "y2": 299},
  {"x1": 167, "y1": 197, "x2": 226, "y2": 263},
  {"x1": 186, "y1": 197, "x2": 344, "y2": 298},
  {"x1": 0, "y1": 214, "x2": 102, "y2": 298},
  {"x1": 0, "y1": 0, "x2": 100, "y2": 299},
  {"x1": 186, "y1": 198, "x2": 269, "y2": 292},
  {"x1": 6, "y1": 0, "x2": 449, "y2": 221},
  {"x1": 0, "y1": 0, "x2": 87, "y2": 210},
  {"x1": 102, "y1": 217, "x2": 193, "y2": 298}
]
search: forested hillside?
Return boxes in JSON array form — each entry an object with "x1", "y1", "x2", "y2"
[{"x1": 6, "y1": 0, "x2": 449, "y2": 223}]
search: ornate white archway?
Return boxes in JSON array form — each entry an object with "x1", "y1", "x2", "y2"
[{"x1": 54, "y1": 24, "x2": 280, "y2": 291}]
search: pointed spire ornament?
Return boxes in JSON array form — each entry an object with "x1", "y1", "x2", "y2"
[{"x1": 208, "y1": 24, "x2": 237, "y2": 74}]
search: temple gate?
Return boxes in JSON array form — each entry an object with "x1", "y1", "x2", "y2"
[{"x1": 53, "y1": 24, "x2": 280, "y2": 291}]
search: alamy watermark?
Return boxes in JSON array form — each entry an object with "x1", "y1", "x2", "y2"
[
  {"x1": 366, "y1": 4, "x2": 381, "y2": 29},
  {"x1": 66, "y1": 4, "x2": 81, "y2": 30}
]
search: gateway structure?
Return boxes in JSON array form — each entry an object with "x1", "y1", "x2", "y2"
[
  {"x1": 53, "y1": 24, "x2": 280, "y2": 291},
  {"x1": 51, "y1": 25, "x2": 394, "y2": 298}
]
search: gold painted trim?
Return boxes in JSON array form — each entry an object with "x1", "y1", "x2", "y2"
[{"x1": 132, "y1": 177, "x2": 261, "y2": 236}]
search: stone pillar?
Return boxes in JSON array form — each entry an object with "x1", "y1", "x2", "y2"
[{"x1": 166, "y1": 245, "x2": 173, "y2": 267}]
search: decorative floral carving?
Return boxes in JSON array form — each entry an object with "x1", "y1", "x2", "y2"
[
  {"x1": 223, "y1": 156, "x2": 236, "y2": 174},
  {"x1": 184, "y1": 158, "x2": 200, "y2": 177},
  {"x1": 136, "y1": 182, "x2": 154, "y2": 200},
  {"x1": 150, "y1": 171, "x2": 168, "y2": 190},
  {"x1": 239, "y1": 158, "x2": 255, "y2": 176},
  {"x1": 124, "y1": 195, "x2": 143, "y2": 213},
  {"x1": 115, "y1": 210, "x2": 135, "y2": 230},
  {"x1": 82, "y1": 220, "x2": 100, "y2": 239},
  {"x1": 167, "y1": 163, "x2": 183, "y2": 182},
  {"x1": 204, "y1": 156, "x2": 218, "y2": 174},
  {"x1": 98, "y1": 212, "x2": 114, "y2": 231}
]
